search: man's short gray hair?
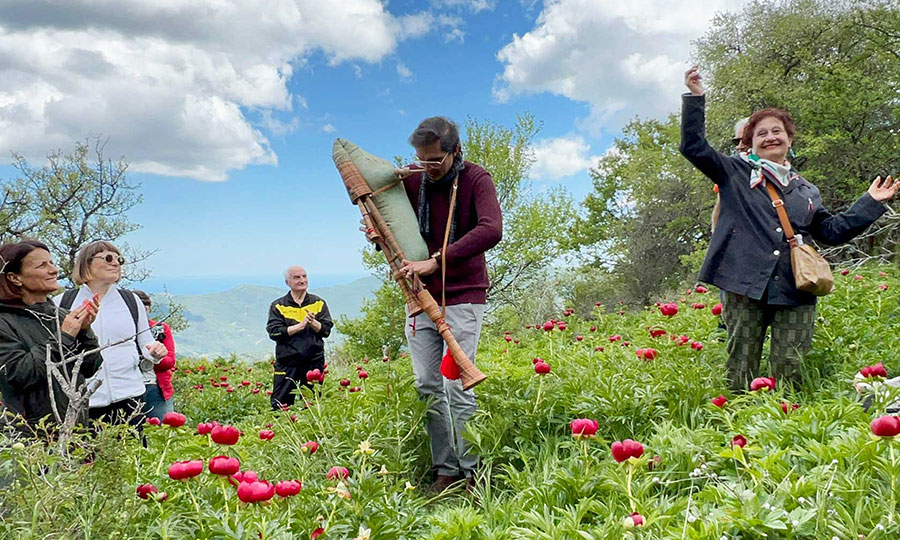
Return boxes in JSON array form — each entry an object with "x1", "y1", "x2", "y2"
[
  {"x1": 284, "y1": 266, "x2": 306, "y2": 280},
  {"x1": 734, "y1": 117, "x2": 750, "y2": 139}
]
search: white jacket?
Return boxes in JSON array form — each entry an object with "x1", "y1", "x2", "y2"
[{"x1": 54, "y1": 285, "x2": 158, "y2": 408}]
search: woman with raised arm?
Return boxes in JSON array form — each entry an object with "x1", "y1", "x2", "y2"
[
  {"x1": 679, "y1": 66, "x2": 898, "y2": 391},
  {"x1": 0, "y1": 240, "x2": 103, "y2": 432},
  {"x1": 55, "y1": 241, "x2": 167, "y2": 427}
]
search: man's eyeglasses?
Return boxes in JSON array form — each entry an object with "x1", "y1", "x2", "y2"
[
  {"x1": 414, "y1": 152, "x2": 450, "y2": 169},
  {"x1": 92, "y1": 254, "x2": 125, "y2": 265}
]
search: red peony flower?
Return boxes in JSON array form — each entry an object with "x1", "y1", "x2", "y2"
[
  {"x1": 780, "y1": 402, "x2": 800, "y2": 414},
  {"x1": 859, "y1": 363, "x2": 889, "y2": 379},
  {"x1": 168, "y1": 459, "x2": 204, "y2": 480},
  {"x1": 534, "y1": 361, "x2": 551, "y2": 374},
  {"x1": 237, "y1": 480, "x2": 275, "y2": 503},
  {"x1": 635, "y1": 348, "x2": 658, "y2": 361},
  {"x1": 542, "y1": 321, "x2": 555, "y2": 331},
  {"x1": 576, "y1": 335, "x2": 584, "y2": 342},
  {"x1": 326, "y1": 466, "x2": 349, "y2": 480},
  {"x1": 624, "y1": 512, "x2": 645, "y2": 528},
  {"x1": 208, "y1": 455, "x2": 240, "y2": 476},
  {"x1": 731, "y1": 435, "x2": 747, "y2": 448},
  {"x1": 504, "y1": 335, "x2": 512, "y2": 342},
  {"x1": 659, "y1": 302, "x2": 678, "y2": 317},
  {"x1": 162, "y1": 412, "x2": 186, "y2": 427},
  {"x1": 306, "y1": 369, "x2": 322, "y2": 383},
  {"x1": 609, "y1": 334, "x2": 621, "y2": 342},
  {"x1": 879, "y1": 283, "x2": 889, "y2": 291},
  {"x1": 690, "y1": 341, "x2": 704, "y2": 351},
  {"x1": 210, "y1": 424, "x2": 240, "y2": 445},
  {"x1": 229, "y1": 470, "x2": 259, "y2": 486},
  {"x1": 649, "y1": 328, "x2": 666, "y2": 338},
  {"x1": 259, "y1": 430, "x2": 275, "y2": 440},
  {"x1": 695, "y1": 285, "x2": 708, "y2": 293},
  {"x1": 358, "y1": 371, "x2": 369, "y2": 379},
  {"x1": 146, "y1": 417, "x2": 161, "y2": 426},
  {"x1": 136, "y1": 483, "x2": 158, "y2": 499},
  {"x1": 871, "y1": 415, "x2": 900, "y2": 437},
  {"x1": 590, "y1": 325, "x2": 597, "y2": 332},
  {"x1": 610, "y1": 439, "x2": 644, "y2": 462},
  {"x1": 570, "y1": 418, "x2": 599, "y2": 439},
  {"x1": 711, "y1": 395, "x2": 727, "y2": 408},
  {"x1": 840, "y1": 269, "x2": 850, "y2": 275},
  {"x1": 594, "y1": 346, "x2": 604, "y2": 352},
  {"x1": 301, "y1": 441, "x2": 319, "y2": 454},
  {"x1": 691, "y1": 302, "x2": 706, "y2": 310},
  {"x1": 196, "y1": 421, "x2": 216, "y2": 435},
  {"x1": 711, "y1": 303, "x2": 723, "y2": 316},
  {"x1": 749, "y1": 377, "x2": 776, "y2": 392},
  {"x1": 275, "y1": 479, "x2": 302, "y2": 497},
  {"x1": 311, "y1": 528, "x2": 325, "y2": 540}
]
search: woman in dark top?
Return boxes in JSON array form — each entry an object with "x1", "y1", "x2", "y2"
[
  {"x1": 0, "y1": 240, "x2": 103, "y2": 433},
  {"x1": 680, "y1": 66, "x2": 898, "y2": 390}
]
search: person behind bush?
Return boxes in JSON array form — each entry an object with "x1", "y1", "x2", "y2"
[
  {"x1": 680, "y1": 66, "x2": 898, "y2": 391},
  {"x1": 266, "y1": 266, "x2": 333, "y2": 410},
  {"x1": 0, "y1": 240, "x2": 103, "y2": 433},
  {"x1": 55, "y1": 241, "x2": 167, "y2": 426},
  {"x1": 133, "y1": 290, "x2": 176, "y2": 421}
]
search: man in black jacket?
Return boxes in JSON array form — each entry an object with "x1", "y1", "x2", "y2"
[{"x1": 266, "y1": 266, "x2": 333, "y2": 409}]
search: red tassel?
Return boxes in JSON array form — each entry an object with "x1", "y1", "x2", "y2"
[{"x1": 440, "y1": 348, "x2": 460, "y2": 380}]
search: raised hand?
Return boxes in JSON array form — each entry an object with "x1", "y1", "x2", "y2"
[
  {"x1": 868, "y1": 175, "x2": 898, "y2": 202},
  {"x1": 684, "y1": 66, "x2": 705, "y2": 96}
]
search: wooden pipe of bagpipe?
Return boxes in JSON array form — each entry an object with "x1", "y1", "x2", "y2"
[{"x1": 412, "y1": 278, "x2": 486, "y2": 391}]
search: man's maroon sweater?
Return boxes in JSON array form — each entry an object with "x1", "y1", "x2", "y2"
[{"x1": 403, "y1": 161, "x2": 502, "y2": 305}]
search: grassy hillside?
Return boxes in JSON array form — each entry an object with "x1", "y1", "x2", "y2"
[
  {"x1": 3, "y1": 265, "x2": 900, "y2": 539},
  {"x1": 165, "y1": 276, "x2": 382, "y2": 358}
]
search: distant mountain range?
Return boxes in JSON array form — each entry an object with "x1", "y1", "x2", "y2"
[{"x1": 158, "y1": 276, "x2": 382, "y2": 359}]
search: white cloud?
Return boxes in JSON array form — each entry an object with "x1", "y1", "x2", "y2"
[
  {"x1": 530, "y1": 134, "x2": 601, "y2": 180},
  {"x1": 0, "y1": 0, "x2": 431, "y2": 181},
  {"x1": 322, "y1": 123, "x2": 336, "y2": 133},
  {"x1": 435, "y1": 0, "x2": 496, "y2": 13},
  {"x1": 495, "y1": 0, "x2": 750, "y2": 136},
  {"x1": 396, "y1": 62, "x2": 413, "y2": 81}
]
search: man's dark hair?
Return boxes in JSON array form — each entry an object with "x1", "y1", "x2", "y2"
[
  {"x1": 0, "y1": 240, "x2": 52, "y2": 301},
  {"x1": 132, "y1": 289, "x2": 152, "y2": 307},
  {"x1": 408, "y1": 116, "x2": 460, "y2": 152}
]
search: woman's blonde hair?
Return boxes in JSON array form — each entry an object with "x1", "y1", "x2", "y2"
[{"x1": 71, "y1": 241, "x2": 122, "y2": 286}]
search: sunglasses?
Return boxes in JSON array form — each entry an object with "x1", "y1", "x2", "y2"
[
  {"x1": 92, "y1": 254, "x2": 126, "y2": 265},
  {"x1": 414, "y1": 152, "x2": 450, "y2": 169},
  {"x1": 732, "y1": 137, "x2": 743, "y2": 145}
]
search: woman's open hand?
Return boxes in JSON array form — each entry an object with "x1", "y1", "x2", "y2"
[{"x1": 868, "y1": 175, "x2": 898, "y2": 202}]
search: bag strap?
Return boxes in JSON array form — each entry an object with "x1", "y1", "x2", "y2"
[
  {"x1": 763, "y1": 181, "x2": 799, "y2": 248},
  {"x1": 118, "y1": 288, "x2": 140, "y2": 333},
  {"x1": 439, "y1": 178, "x2": 458, "y2": 319},
  {"x1": 59, "y1": 288, "x2": 79, "y2": 310}
]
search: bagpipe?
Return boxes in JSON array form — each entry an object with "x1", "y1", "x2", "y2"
[{"x1": 332, "y1": 139, "x2": 486, "y2": 390}]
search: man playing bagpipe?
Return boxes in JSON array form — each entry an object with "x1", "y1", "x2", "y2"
[{"x1": 395, "y1": 117, "x2": 502, "y2": 493}]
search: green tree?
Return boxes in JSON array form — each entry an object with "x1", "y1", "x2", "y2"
[
  {"x1": 572, "y1": 116, "x2": 714, "y2": 305},
  {"x1": 1, "y1": 137, "x2": 151, "y2": 282},
  {"x1": 696, "y1": 0, "x2": 900, "y2": 259},
  {"x1": 464, "y1": 114, "x2": 576, "y2": 313},
  {"x1": 1, "y1": 137, "x2": 190, "y2": 330}
]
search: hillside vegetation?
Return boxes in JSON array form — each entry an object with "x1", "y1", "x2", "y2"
[{"x1": 2, "y1": 265, "x2": 899, "y2": 539}]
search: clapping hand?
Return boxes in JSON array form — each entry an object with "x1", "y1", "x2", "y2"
[
  {"x1": 868, "y1": 175, "x2": 898, "y2": 202},
  {"x1": 684, "y1": 66, "x2": 705, "y2": 96}
]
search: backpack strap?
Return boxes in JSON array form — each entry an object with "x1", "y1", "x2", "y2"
[
  {"x1": 117, "y1": 288, "x2": 140, "y2": 334},
  {"x1": 59, "y1": 288, "x2": 79, "y2": 311},
  {"x1": 117, "y1": 288, "x2": 144, "y2": 360}
]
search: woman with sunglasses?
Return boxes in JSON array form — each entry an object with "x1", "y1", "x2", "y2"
[
  {"x1": 55, "y1": 241, "x2": 167, "y2": 426},
  {"x1": 0, "y1": 240, "x2": 103, "y2": 433}
]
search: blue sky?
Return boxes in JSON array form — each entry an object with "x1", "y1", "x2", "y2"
[{"x1": 0, "y1": 0, "x2": 748, "y2": 293}]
